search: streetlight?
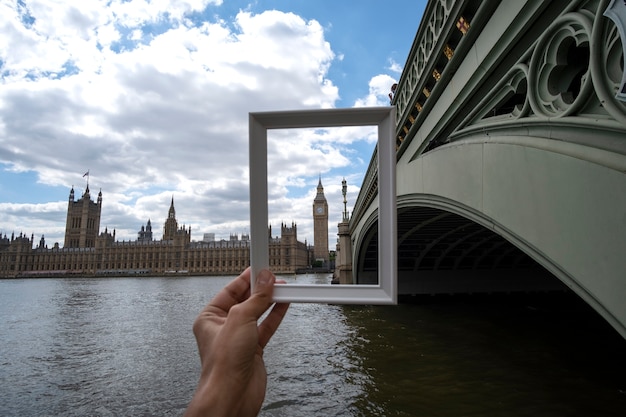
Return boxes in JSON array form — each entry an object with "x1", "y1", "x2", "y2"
[{"x1": 342, "y1": 178, "x2": 348, "y2": 221}]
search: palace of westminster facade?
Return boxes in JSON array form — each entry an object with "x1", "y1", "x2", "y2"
[{"x1": 0, "y1": 180, "x2": 331, "y2": 278}]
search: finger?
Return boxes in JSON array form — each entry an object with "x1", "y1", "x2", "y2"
[
  {"x1": 258, "y1": 302, "x2": 290, "y2": 348},
  {"x1": 205, "y1": 267, "x2": 252, "y2": 313},
  {"x1": 231, "y1": 269, "x2": 276, "y2": 321}
]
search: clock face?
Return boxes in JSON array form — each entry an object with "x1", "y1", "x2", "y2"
[{"x1": 316, "y1": 206, "x2": 324, "y2": 214}]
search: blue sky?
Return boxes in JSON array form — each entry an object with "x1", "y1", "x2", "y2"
[{"x1": 0, "y1": 0, "x2": 425, "y2": 246}]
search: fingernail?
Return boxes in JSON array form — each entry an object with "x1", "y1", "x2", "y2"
[{"x1": 257, "y1": 269, "x2": 273, "y2": 287}]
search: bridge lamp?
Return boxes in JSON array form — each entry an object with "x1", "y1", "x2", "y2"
[{"x1": 342, "y1": 178, "x2": 348, "y2": 221}]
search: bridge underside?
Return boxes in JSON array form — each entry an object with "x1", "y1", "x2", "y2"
[
  {"x1": 350, "y1": 0, "x2": 626, "y2": 339},
  {"x1": 397, "y1": 206, "x2": 566, "y2": 294},
  {"x1": 356, "y1": 207, "x2": 566, "y2": 295}
]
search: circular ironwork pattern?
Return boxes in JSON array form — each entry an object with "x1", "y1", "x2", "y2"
[
  {"x1": 503, "y1": 64, "x2": 530, "y2": 119},
  {"x1": 590, "y1": 1, "x2": 626, "y2": 124},
  {"x1": 528, "y1": 12, "x2": 594, "y2": 117}
]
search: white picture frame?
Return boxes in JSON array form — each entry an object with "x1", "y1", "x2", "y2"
[{"x1": 249, "y1": 107, "x2": 397, "y2": 304}]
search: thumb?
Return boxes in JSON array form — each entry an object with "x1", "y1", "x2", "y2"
[
  {"x1": 243, "y1": 269, "x2": 276, "y2": 318},
  {"x1": 254, "y1": 269, "x2": 275, "y2": 291}
]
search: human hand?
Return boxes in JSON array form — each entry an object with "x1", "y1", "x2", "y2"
[{"x1": 184, "y1": 268, "x2": 289, "y2": 417}]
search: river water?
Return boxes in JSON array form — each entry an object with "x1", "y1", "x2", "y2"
[{"x1": 0, "y1": 274, "x2": 625, "y2": 416}]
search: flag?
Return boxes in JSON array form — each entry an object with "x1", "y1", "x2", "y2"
[{"x1": 83, "y1": 170, "x2": 89, "y2": 177}]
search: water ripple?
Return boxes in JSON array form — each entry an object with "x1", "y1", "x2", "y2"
[{"x1": 1, "y1": 278, "x2": 625, "y2": 416}]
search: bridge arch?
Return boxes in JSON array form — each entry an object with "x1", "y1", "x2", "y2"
[
  {"x1": 394, "y1": 194, "x2": 571, "y2": 290},
  {"x1": 350, "y1": 0, "x2": 626, "y2": 339},
  {"x1": 352, "y1": 210, "x2": 378, "y2": 285},
  {"x1": 395, "y1": 133, "x2": 626, "y2": 339}
]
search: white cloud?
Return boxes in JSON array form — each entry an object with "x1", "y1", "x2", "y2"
[
  {"x1": 387, "y1": 58, "x2": 403, "y2": 74},
  {"x1": 0, "y1": 201, "x2": 67, "y2": 245},
  {"x1": 109, "y1": 0, "x2": 222, "y2": 26},
  {"x1": 0, "y1": 3, "x2": 353, "y2": 246},
  {"x1": 354, "y1": 73, "x2": 397, "y2": 107}
]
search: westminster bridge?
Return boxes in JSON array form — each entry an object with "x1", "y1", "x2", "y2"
[{"x1": 346, "y1": 0, "x2": 626, "y2": 339}]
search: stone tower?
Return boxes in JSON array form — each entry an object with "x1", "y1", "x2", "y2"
[
  {"x1": 162, "y1": 197, "x2": 191, "y2": 244},
  {"x1": 138, "y1": 219, "x2": 153, "y2": 242},
  {"x1": 64, "y1": 185, "x2": 102, "y2": 248},
  {"x1": 163, "y1": 197, "x2": 178, "y2": 240},
  {"x1": 312, "y1": 177, "x2": 329, "y2": 264}
]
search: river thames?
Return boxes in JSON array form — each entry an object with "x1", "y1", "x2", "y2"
[{"x1": 1, "y1": 274, "x2": 625, "y2": 416}]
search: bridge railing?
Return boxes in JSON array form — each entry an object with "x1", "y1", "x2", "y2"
[
  {"x1": 392, "y1": 0, "x2": 498, "y2": 155},
  {"x1": 352, "y1": 0, "x2": 489, "y2": 224},
  {"x1": 350, "y1": 146, "x2": 378, "y2": 227}
]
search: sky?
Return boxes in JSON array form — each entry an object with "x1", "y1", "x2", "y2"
[{"x1": 0, "y1": 0, "x2": 426, "y2": 248}]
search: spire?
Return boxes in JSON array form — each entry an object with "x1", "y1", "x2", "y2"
[
  {"x1": 168, "y1": 196, "x2": 176, "y2": 219},
  {"x1": 314, "y1": 176, "x2": 326, "y2": 202}
]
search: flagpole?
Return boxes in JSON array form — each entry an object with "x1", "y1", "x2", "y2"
[{"x1": 83, "y1": 170, "x2": 90, "y2": 188}]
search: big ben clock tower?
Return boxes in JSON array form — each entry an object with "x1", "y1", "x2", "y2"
[{"x1": 313, "y1": 177, "x2": 329, "y2": 264}]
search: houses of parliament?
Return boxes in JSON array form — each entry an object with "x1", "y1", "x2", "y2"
[{"x1": 0, "y1": 181, "x2": 331, "y2": 278}]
